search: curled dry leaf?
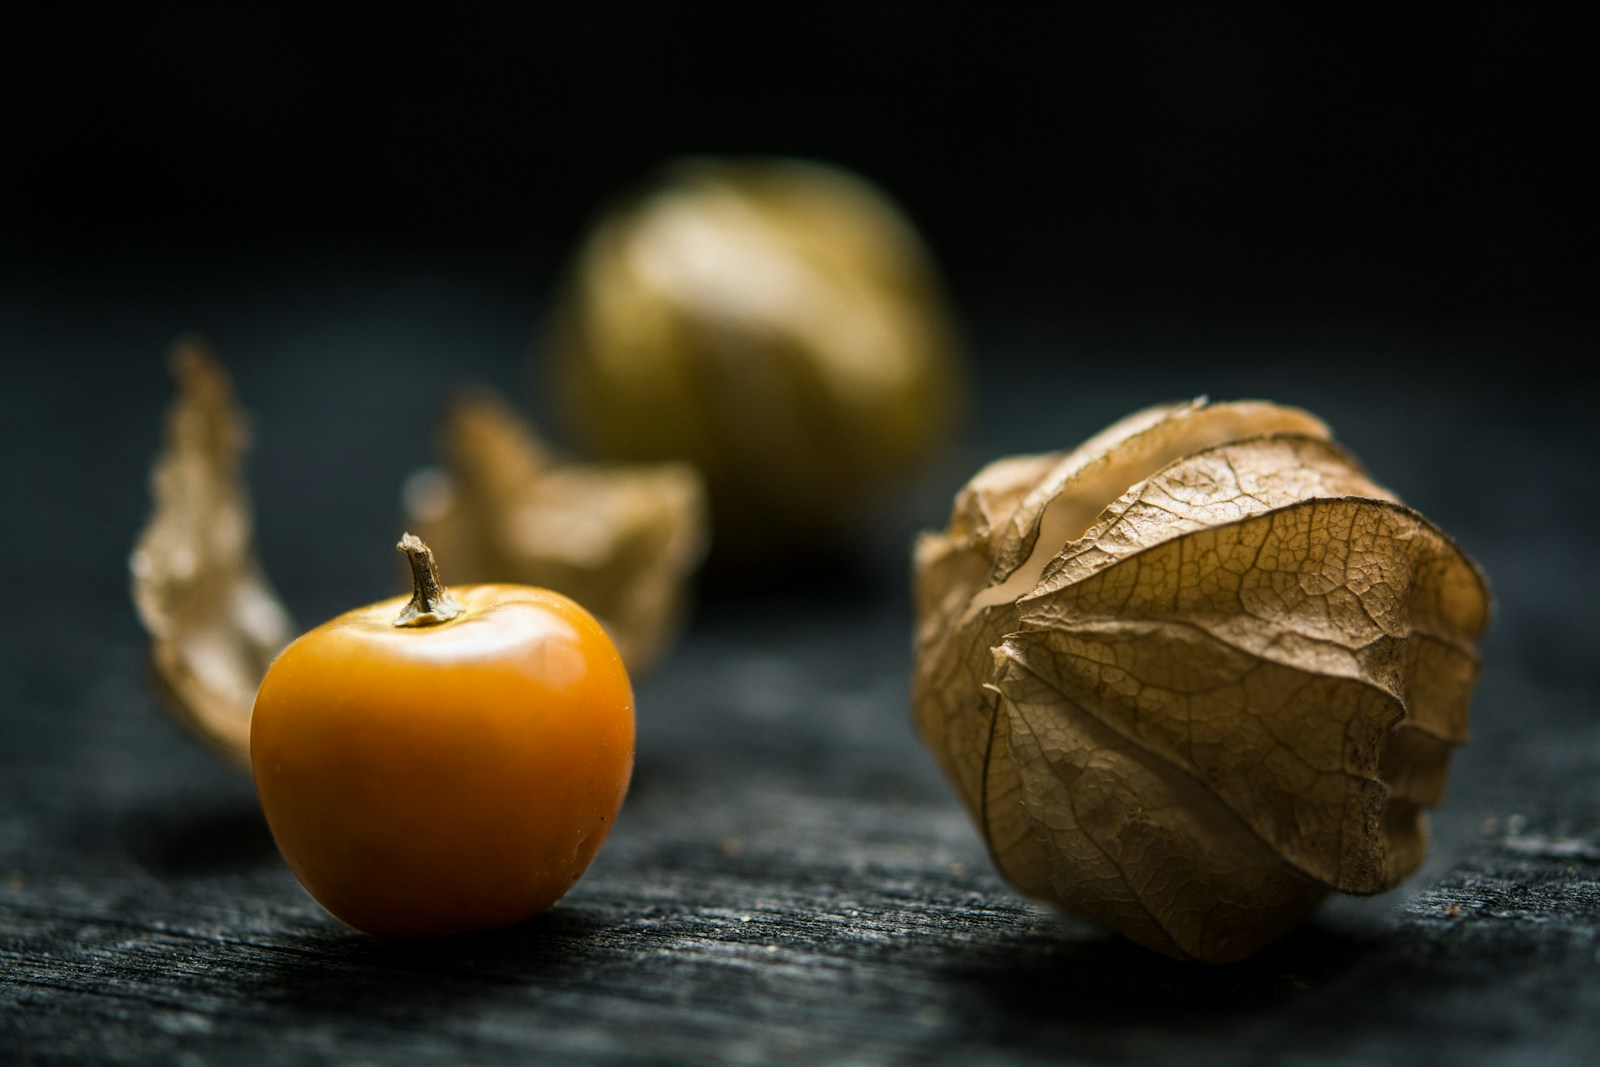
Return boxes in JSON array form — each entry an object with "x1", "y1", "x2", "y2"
[
  {"x1": 549, "y1": 156, "x2": 963, "y2": 557},
  {"x1": 912, "y1": 399, "x2": 1490, "y2": 962},
  {"x1": 130, "y1": 340, "x2": 294, "y2": 771},
  {"x1": 402, "y1": 389, "x2": 707, "y2": 674}
]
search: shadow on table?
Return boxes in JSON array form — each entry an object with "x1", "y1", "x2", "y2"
[
  {"x1": 234, "y1": 906, "x2": 627, "y2": 1019},
  {"x1": 943, "y1": 919, "x2": 1386, "y2": 1030},
  {"x1": 125, "y1": 799, "x2": 643, "y2": 1015},
  {"x1": 129, "y1": 801, "x2": 280, "y2": 879}
]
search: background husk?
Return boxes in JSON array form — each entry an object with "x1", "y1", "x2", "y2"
[
  {"x1": 402, "y1": 389, "x2": 707, "y2": 674},
  {"x1": 548, "y1": 156, "x2": 963, "y2": 558}
]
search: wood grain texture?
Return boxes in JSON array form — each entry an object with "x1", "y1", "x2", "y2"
[{"x1": 2, "y1": 255, "x2": 1596, "y2": 1065}]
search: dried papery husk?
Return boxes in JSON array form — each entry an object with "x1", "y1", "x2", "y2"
[
  {"x1": 402, "y1": 388, "x2": 707, "y2": 674},
  {"x1": 912, "y1": 398, "x2": 1490, "y2": 962},
  {"x1": 549, "y1": 156, "x2": 963, "y2": 558},
  {"x1": 130, "y1": 340, "x2": 293, "y2": 771}
]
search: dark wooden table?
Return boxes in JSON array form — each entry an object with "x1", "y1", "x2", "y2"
[{"x1": 4, "y1": 254, "x2": 1596, "y2": 1065}]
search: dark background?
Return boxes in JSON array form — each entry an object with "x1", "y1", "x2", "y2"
[
  {"x1": 4, "y1": 8, "x2": 1598, "y2": 1066},
  {"x1": 5, "y1": 6, "x2": 1594, "y2": 336}
]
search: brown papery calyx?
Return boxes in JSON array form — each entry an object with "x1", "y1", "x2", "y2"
[
  {"x1": 130, "y1": 339, "x2": 295, "y2": 771},
  {"x1": 911, "y1": 398, "x2": 1490, "y2": 963}
]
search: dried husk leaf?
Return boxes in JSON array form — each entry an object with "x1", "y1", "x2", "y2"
[
  {"x1": 912, "y1": 399, "x2": 1490, "y2": 962},
  {"x1": 403, "y1": 389, "x2": 707, "y2": 674},
  {"x1": 549, "y1": 156, "x2": 963, "y2": 557},
  {"x1": 130, "y1": 340, "x2": 293, "y2": 771}
]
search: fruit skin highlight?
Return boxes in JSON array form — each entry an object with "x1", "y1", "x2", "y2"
[{"x1": 250, "y1": 536, "x2": 635, "y2": 938}]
